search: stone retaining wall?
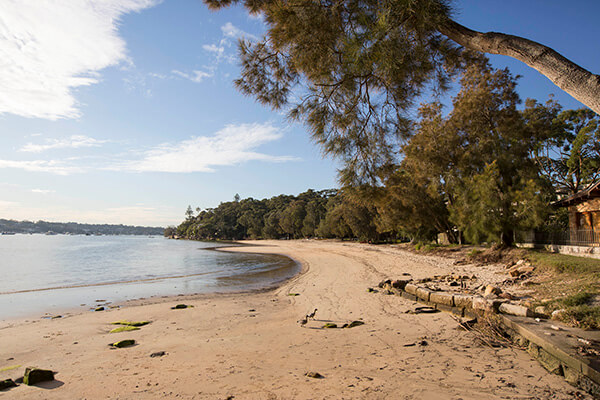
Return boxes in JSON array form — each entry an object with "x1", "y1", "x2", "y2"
[{"x1": 379, "y1": 280, "x2": 600, "y2": 396}]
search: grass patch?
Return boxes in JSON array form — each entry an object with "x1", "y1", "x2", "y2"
[
  {"x1": 526, "y1": 250, "x2": 600, "y2": 275},
  {"x1": 524, "y1": 249, "x2": 600, "y2": 329},
  {"x1": 559, "y1": 305, "x2": 600, "y2": 330},
  {"x1": 111, "y1": 320, "x2": 150, "y2": 327},
  {"x1": 0, "y1": 365, "x2": 21, "y2": 373},
  {"x1": 109, "y1": 326, "x2": 141, "y2": 333},
  {"x1": 414, "y1": 243, "x2": 440, "y2": 252}
]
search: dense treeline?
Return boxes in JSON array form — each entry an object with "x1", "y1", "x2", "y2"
[
  {"x1": 169, "y1": 189, "x2": 387, "y2": 242},
  {"x1": 174, "y1": 60, "x2": 599, "y2": 246},
  {"x1": 0, "y1": 219, "x2": 164, "y2": 236}
]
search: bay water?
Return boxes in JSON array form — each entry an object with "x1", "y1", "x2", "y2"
[{"x1": 0, "y1": 235, "x2": 298, "y2": 320}]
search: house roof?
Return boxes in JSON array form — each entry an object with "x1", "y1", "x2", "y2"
[{"x1": 553, "y1": 181, "x2": 600, "y2": 207}]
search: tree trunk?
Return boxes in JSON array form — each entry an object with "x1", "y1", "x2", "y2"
[
  {"x1": 500, "y1": 229, "x2": 514, "y2": 248},
  {"x1": 438, "y1": 19, "x2": 600, "y2": 115}
]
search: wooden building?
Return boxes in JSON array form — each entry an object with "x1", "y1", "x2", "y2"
[{"x1": 554, "y1": 181, "x2": 600, "y2": 232}]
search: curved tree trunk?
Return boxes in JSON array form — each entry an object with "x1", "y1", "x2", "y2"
[{"x1": 439, "y1": 19, "x2": 600, "y2": 115}]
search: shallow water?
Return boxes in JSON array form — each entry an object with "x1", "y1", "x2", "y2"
[{"x1": 0, "y1": 235, "x2": 298, "y2": 320}]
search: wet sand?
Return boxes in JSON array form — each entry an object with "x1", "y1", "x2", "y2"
[{"x1": 0, "y1": 240, "x2": 582, "y2": 399}]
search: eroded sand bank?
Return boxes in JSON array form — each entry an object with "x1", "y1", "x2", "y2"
[{"x1": 0, "y1": 240, "x2": 581, "y2": 399}]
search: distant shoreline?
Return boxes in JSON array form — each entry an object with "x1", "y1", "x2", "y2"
[{"x1": 0, "y1": 218, "x2": 164, "y2": 236}]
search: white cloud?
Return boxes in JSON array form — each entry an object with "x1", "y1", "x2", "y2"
[
  {"x1": 0, "y1": 0, "x2": 157, "y2": 120},
  {"x1": 20, "y1": 135, "x2": 107, "y2": 153},
  {"x1": 0, "y1": 159, "x2": 81, "y2": 175},
  {"x1": 31, "y1": 189, "x2": 55, "y2": 194},
  {"x1": 221, "y1": 22, "x2": 258, "y2": 41},
  {"x1": 202, "y1": 44, "x2": 225, "y2": 55},
  {"x1": 116, "y1": 122, "x2": 298, "y2": 173},
  {"x1": 172, "y1": 69, "x2": 213, "y2": 83}
]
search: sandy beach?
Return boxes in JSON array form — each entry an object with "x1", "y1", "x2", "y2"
[{"x1": 0, "y1": 240, "x2": 582, "y2": 399}]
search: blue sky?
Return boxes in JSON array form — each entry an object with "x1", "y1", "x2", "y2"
[{"x1": 0, "y1": 0, "x2": 598, "y2": 227}]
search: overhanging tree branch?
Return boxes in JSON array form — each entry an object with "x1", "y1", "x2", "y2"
[{"x1": 438, "y1": 19, "x2": 600, "y2": 115}]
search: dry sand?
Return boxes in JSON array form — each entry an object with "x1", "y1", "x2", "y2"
[{"x1": 0, "y1": 240, "x2": 583, "y2": 399}]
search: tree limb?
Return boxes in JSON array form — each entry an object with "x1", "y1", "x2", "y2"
[{"x1": 438, "y1": 19, "x2": 600, "y2": 115}]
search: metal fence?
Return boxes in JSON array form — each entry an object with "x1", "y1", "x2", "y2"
[{"x1": 517, "y1": 229, "x2": 600, "y2": 247}]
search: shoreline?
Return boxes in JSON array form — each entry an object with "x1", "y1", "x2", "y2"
[
  {"x1": 0, "y1": 240, "x2": 583, "y2": 399},
  {"x1": 0, "y1": 241, "x2": 300, "y2": 324}
]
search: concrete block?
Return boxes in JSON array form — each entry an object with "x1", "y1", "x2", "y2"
[
  {"x1": 537, "y1": 348, "x2": 564, "y2": 375},
  {"x1": 401, "y1": 292, "x2": 417, "y2": 302},
  {"x1": 451, "y1": 307, "x2": 465, "y2": 317},
  {"x1": 498, "y1": 303, "x2": 534, "y2": 317},
  {"x1": 404, "y1": 283, "x2": 418, "y2": 295},
  {"x1": 472, "y1": 296, "x2": 494, "y2": 313},
  {"x1": 453, "y1": 294, "x2": 473, "y2": 309},
  {"x1": 429, "y1": 291, "x2": 454, "y2": 307},
  {"x1": 416, "y1": 287, "x2": 432, "y2": 302}
]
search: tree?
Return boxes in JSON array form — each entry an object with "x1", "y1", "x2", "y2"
[
  {"x1": 185, "y1": 205, "x2": 195, "y2": 220},
  {"x1": 401, "y1": 60, "x2": 550, "y2": 246},
  {"x1": 205, "y1": 0, "x2": 600, "y2": 182},
  {"x1": 528, "y1": 104, "x2": 600, "y2": 194}
]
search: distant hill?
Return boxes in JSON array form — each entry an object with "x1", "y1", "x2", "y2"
[{"x1": 0, "y1": 219, "x2": 164, "y2": 236}]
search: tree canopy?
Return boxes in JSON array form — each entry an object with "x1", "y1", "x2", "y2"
[{"x1": 205, "y1": 0, "x2": 599, "y2": 181}]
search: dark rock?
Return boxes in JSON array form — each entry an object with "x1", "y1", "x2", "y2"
[
  {"x1": 449, "y1": 281, "x2": 459, "y2": 287},
  {"x1": 23, "y1": 368, "x2": 55, "y2": 385},
  {"x1": 419, "y1": 340, "x2": 428, "y2": 346},
  {"x1": 392, "y1": 279, "x2": 411, "y2": 289},
  {"x1": 171, "y1": 304, "x2": 188, "y2": 309},
  {"x1": 110, "y1": 339, "x2": 136, "y2": 348},
  {"x1": 0, "y1": 379, "x2": 16, "y2": 390},
  {"x1": 346, "y1": 321, "x2": 365, "y2": 328},
  {"x1": 150, "y1": 351, "x2": 166, "y2": 358},
  {"x1": 378, "y1": 279, "x2": 391, "y2": 288},
  {"x1": 94, "y1": 306, "x2": 105, "y2": 311},
  {"x1": 305, "y1": 371, "x2": 324, "y2": 379},
  {"x1": 413, "y1": 306, "x2": 439, "y2": 314}
]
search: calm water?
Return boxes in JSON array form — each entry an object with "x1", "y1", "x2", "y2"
[{"x1": 0, "y1": 235, "x2": 298, "y2": 320}]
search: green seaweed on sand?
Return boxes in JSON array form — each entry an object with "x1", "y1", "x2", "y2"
[
  {"x1": 109, "y1": 326, "x2": 140, "y2": 333},
  {"x1": 346, "y1": 320, "x2": 365, "y2": 328},
  {"x1": 111, "y1": 320, "x2": 151, "y2": 327},
  {"x1": 322, "y1": 323, "x2": 337, "y2": 329},
  {"x1": 0, "y1": 365, "x2": 21, "y2": 373},
  {"x1": 110, "y1": 339, "x2": 136, "y2": 348},
  {"x1": 287, "y1": 293, "x2": 300, "y2": 296}
]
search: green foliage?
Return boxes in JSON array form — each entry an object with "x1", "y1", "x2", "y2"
[
  {"x1": 206, "y1": 0, "x2": 465, "y2": 184},
  {"x1": 529, "y1": 103, "x2": 600, "y2": 194}
]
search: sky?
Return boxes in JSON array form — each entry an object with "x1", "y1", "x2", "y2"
[{"x1": 0, "y1": 0, "x2": 598, "y2": 227}]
